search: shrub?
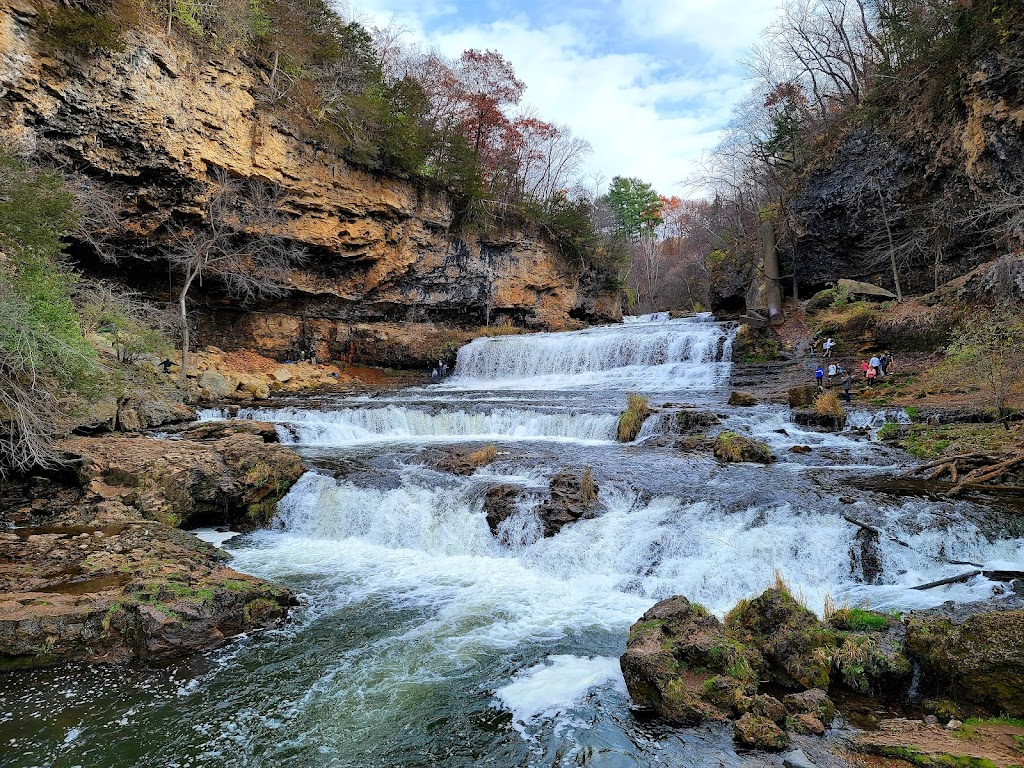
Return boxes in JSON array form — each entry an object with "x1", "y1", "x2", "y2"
[
  {"x1": 39, "y1": 5, "x2": 128, "y2": 53},
  {"x1": 616, "y1": 394, "x2": 650, "y2": 442},
  {"x1": 579, "y1": 466, "x2": 597, "y2": 504},
  {"x1": 465, "y1": 444, "x2": 497, "y2": 468},
  {"x1": 0, "y1": 152, "x2": 99, "y2": 475}
]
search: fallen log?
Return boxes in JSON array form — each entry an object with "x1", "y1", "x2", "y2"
[
  {"x1": 842, "y1": 515, "x2": 911, "y2": 548},
  {"x1": 912, "y1": 571, "x2": 981, "y2": 590}
]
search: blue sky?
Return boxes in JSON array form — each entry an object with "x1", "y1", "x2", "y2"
[{"x1": 348, "y1": 0, "x2": 780, "y2": 196}]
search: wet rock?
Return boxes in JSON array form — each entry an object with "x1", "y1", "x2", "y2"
[
  {"x1": 728, "y1": 391, "x2": 758, "y2": 407},
  {"x1": 535, "y1": 469, "x2": 600, "y2": 537},
  {"x1": 700, "y1": 675, "x2": 751, "y2": 715},
  {"x1": 725, "y1": 588, "x2": 836, "y2": 689},
  {"x1": 905, "y1": 609, "x2": 1024, "y2": 717},
  {"x1": 788, "y1": 713, "x2": 826, "y2": 736},
  {"x1": 783, "y1": 688, "x2": 836, "y2": 725},
  {"x1": 620, "y1": 596, "x2": 760, "y2": 724},
  {"x1": 833, "y1": 631, "x2": 912, "y2": 695},
  {"x1": 783, "y1": 748, "x2": 818, "y2": 768},
  {"x1": 792, "y1": 408, "x2": 847, "y2": 432},
  {"x1": 50, "y1": 434, "x2": 305, "y2": 531},
  {"x1": 850, "y1": 527, "x2": 884, "y2": 584},
  {"x1": 668, "y1": 409, "x2": 721, "y2": 435},
  {"x1": 790, "y1": 445, "x2": 812, "y2": 454},
  {"x1": 483, "y1": 484, "x2": 523, "y2": 538},
  {"x1": 712, "y1": 432, "x2": 776, "y2": 464},
  {"x1": 733, "y1": 713, "x2": 790, "y2": 751},
  {"x1": 430, "y1": 445, "x2": 499, "y2": 476},
  {"x1": 180, "y1": 420, "x2": 280, "y2": 443}
]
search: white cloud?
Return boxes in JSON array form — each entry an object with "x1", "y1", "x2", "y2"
[{"x1": 350, "y1": 1, "x2": 768, "y2": 194}]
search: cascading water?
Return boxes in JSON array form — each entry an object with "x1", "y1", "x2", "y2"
[{"x1": 8, "y1": 316, "x2": 1023, "y2": 768}]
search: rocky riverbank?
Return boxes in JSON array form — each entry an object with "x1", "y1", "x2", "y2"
[
  {"x1": 0, "y1": 421, "x2": 306, "y2": 670},
  {"x1": 621, "y1": 588, "x2": 1024, "y2": 763}
]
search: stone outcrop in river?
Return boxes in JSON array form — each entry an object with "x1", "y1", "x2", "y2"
[
  {"x1": 0, "y1": 0, "x2": 621, "y2": 366},
  {"x1": 0, "y1": 422, "x2": 306, "y2": 668},
  {"x1": 622, "y1": 589, "x2": 1024, "y2": 749}
]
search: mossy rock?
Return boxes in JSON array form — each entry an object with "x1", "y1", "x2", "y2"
[
  {"x1": 725, "y1": 588, "x2": 836, "y2": 690},
  {"x1": 712, "y1": 431, "x2": 775, "y2": 464},
  {"x1": 728, "y1": 391, "x2": 758, "y2": 407},
  {"x1": 905, "y1": 610, "x2": 1024, "y2": 717},
  {"x1": 783, "y1": 688, "x2": 836, "y2": 725},
  {"x1": 733, "y1": 712, "x2": 790, "y2": 751},
  {"x1": 620, "y1": 596, "x2": 762, "y2": 724},
  {"x1": 834, "y1": 632, "x2": 912, "y2": 695}
]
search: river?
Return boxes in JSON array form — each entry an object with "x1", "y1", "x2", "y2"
[{"x1": 4, "y1": 315, "x2": 1023, "y2": 767}]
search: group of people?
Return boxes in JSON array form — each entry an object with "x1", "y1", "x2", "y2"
[
  {"x1": 860, "y1": 352, "x2": 894, "y2": 384},
  {"x1": 813, "y1": 343, "x2": 896, "y2": 402},
  {"x1": 431, "y1": 360, "x2": 450, "y2": 384}
]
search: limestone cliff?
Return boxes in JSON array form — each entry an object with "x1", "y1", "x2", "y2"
[
  {"x1": 0, "y1": 0, "x2": 621, "y2": 363},
  {"x1": 781, "y1": 39, "x2": 1024, "y2": 298}
]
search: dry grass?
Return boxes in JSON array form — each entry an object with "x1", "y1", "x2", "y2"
[
  {"x1": 466, "y1": 444, "x2": 498, "y2": 467},
  {"x1": 616, "y1": 394, "x2": 651, "y2": 442},
  {"x1": 579, "y1": 466, "x2": 597, "y2": 504},
  {"x1": 814, "y1": 390, "x2": 847, "y2": 418}
]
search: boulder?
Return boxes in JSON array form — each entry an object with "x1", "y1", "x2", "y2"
[
  {"x1": 788, "y1": 713, "x2": 826, "y2": 736},
  {"x1": 725, "y1": 588, "x2": 836, "y2": 690},
  {"x1": 181, "y1": 420, "x2": 280, "y2": 443},
  {"x1": 783, "y1": 748, "x2": 818, "y2": 768},
  {"x1": 748, "y1": 694, "x2": 786, "y2": 724},
  {"x1": 733, "y1": 713, "x2": 790, "y2": 751},
  {"x1": 904, "y1": 609, "x2": 1024, "y2": 717},
  {"x1": 712, "y1": 432, "x2": 776, "y2": 464},
  {"x1": 728, "y1": 391, "x2": 758, "y2": 407},
  {"x1": 535, "y1": 469, "x2": 600, "y2": 537},
  {"x1": 669, "y1": 409, "x2": 721, "y2": 435},
  {"x1": 198, "y1": 370, "x2": 236, "y2": 399},
  {"x1": 837, "y1": 278, "x2": 897, "y2": 300},
  {"x1": 792, "y1": 408, "x2": 847, "y2": 432},
  {"x1": 273, "y1": 368, "x2": 293, "y2": 383},
  {"x1": 483, "y1": 484, "x2": 523, "y2": 539},
  {"x1": 620, "y1": 596, "x2": 760, "y2": 725},
  {"x1": 55, "y1": 433, "x2": 305, "y2": 530},
  {"x1": 783, "y1": 688, "x2": 836, "y2": 725},
  {"x1": 789, "y1": 445, "x2": 812, "y2": 454}
]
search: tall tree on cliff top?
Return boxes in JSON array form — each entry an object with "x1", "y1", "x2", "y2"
[
  {"x1": 167, "y1": 171, "x2": 304, "y2": 380},
  {"x1": 604, "y1": 177, "x2": 664, "y2": 310}
]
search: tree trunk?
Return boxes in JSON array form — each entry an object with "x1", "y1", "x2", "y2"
[
  {"x1": 878, "y1": 189, "x2": 903, "y2": 302},
  {"x1": 761, "y1": 220, "x2": 784, "y2": 325},
  {"x1": 179, "y1": 293, "x2": 189, "y2": 381}
]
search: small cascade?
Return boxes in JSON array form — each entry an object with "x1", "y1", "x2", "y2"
[
  {"x1": 622, "y1": 311, "x2": 670, "y2": 323},
  {"x1": 451, "y1": 317, "x2": 735, "y2": 391},
  {"x1": 205, "y1": 405, "x2": 619, "y2": 445}
]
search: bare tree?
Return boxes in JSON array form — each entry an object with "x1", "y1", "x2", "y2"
[{"x1": 166, "y1": 170, "x2": 303, "y2": 379}]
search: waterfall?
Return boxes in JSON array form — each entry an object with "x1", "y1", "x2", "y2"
[
  {"x1": 451, "y1": 317, "x2": 735, "y2": 391},
  {"x1": 207, "y1": 405, "x2": 619, "y2": 445}
]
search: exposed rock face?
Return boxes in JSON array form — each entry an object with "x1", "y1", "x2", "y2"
[
  {"x1": 783, "y1": 45, "x2": 1024, "y2": 297},
  {"x1": 535, "y1": 469, "x2": 600, "y2": 537},
  {"x1": 0, "y1": 0, "x2": 621, "y2": 364},
  {"x1": 2, "y1": 427, "x2": 304, "y2": 531},
  {"x1": 0, "y1": 521, "x2": 294, "y2": 669}
]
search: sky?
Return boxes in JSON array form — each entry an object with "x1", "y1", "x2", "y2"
[{"x1": 347, "y1": 0, "x2": 780, "y2": 197}]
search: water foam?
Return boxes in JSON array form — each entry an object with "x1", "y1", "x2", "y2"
[
  {"x1": 493, "y1": 655, "x2": 626, "y2": 734},
  {"x1": 207, "y1": 405, "x2": 618, "y2": 445}
]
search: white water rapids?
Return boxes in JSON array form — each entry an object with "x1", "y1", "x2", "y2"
[{"x1": 9, "y1": 316, "x2": 1023, "y2": 768}]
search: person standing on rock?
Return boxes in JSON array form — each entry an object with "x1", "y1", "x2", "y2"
[
  {"x1": 827, "y1": 362, "x2": 837, "y2": 383},
  {"x1": 869, "y1": 354, "x2": 881, "y2": 378},
  {"x1": 823, "y1": 337, "x2": 835, "y2": 358},
  {"x1": 440, "y1": 362, "x2": 447, "y2": 378},
  {"x1": 866, "y1": 364, "x2": 876, "y2": 387},
  {"x1": 431, "y1": 367, "x2": 439, "y2": 384},
  {"x1": 880, "y1": 352, "x2": 891, "y2": 375},
  {"x1": 842, "y1": 372, "x2": 853, "y2": 403},
  {"x1": 815, "y1": 365, "x2": 825, "y2": 389}
]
